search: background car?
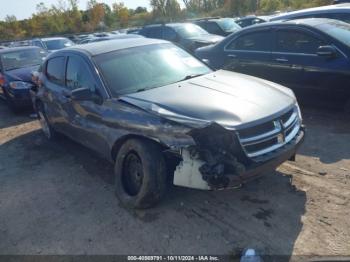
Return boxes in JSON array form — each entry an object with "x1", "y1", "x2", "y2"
[
  {"x1": 195, "y1": 18, "x2": 350, "y2": 109},
  {"x1": 138, "y1": 23, "x2": 224, "y2": 53},
  {"x1": 270, "y1": 3, "x2": 350, "y2": 23},
  {"x1": 334, "y1": 0, "x2": 350, "y2": 3},
  {"x1": 234, "y1": 15, "x2": 267, "y2": 27},
  {"x1": 79, "y1": 34, "x2": 143, "y2": 44},
  {"x1": 192, "y1": 17, "x2": 241, "y2": 36},
  {"x1": 0, "y1": 46, "x2": 47, "y2": 111},
  {"x1": 31, "y1": 37, "x2": 75, "y2": 52}
]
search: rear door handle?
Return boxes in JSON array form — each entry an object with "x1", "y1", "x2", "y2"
[
  {"x1": 275, "y1": 58, "x2": 289, "y2": 63},
  {"x1": 228, "y1": 54, "x2": 237, "y2": 58}
]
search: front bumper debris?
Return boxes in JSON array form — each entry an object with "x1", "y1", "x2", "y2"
[{"x1": 173, "y1": 123, "x2": 305, "y2": 190}]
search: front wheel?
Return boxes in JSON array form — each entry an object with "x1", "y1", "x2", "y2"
[
  {"x1": 37, "y1": 103, "x2": 56, "y2": 140},
  {"x1": 114, "y1": 139, "x2": 167, "y2": 209}
]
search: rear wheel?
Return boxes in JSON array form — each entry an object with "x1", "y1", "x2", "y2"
[
  {"x1": 114, "y1": 139, "x2": 167, "y2": 209},
  {"x1": 37, "y1": 103, "x2": 56, "y2": 140}
]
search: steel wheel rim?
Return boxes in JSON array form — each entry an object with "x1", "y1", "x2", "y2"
[{"x1": 122, "y1": 151, "x2": 144, "y2": 196}]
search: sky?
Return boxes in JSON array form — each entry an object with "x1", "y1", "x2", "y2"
[{"x1": 0, "y1": 0, "x2": 155, "y2": 21}]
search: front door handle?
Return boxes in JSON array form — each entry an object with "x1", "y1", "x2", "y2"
[
  {"x1": 228, "y1": 54, "x2": 237, "y2": 58},
  {"x1": 275, "y1": 58, "x2": 289, "y2": 63}
]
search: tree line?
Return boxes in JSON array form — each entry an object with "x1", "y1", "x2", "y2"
[{"x1": 0, "y1": 0, "x2": 333, "y2": 41}]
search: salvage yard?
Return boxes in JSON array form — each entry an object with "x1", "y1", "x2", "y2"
[{"x1": 0, "y1": 100, "x2": 349, "y2": 257}]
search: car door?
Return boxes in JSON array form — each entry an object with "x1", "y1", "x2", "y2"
[
  {"x1": 63, "y1": 54, "x2": 110, "y2": 156},
  {"x1": 223, "y1": 29, "x2": 273, "y2": 81},
  {"x1": 270, "y1": 27, "x2": 329, "y2": 96},
  {"x1": 43, "y1": 56, "x2": 70, "y2": 133}
]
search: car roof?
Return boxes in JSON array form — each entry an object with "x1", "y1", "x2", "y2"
[
  {"x1": 238, "y1": 17, "x2": 342, "y2": 29},
  {"x1": 64, "y1": 38, "x2": 169, "y2": 56},
  {"x1": 0, "y1": 46, "x2": 41, "y2": 54},
  {"x1": 271, "y1": 3, "x2": 350, "y2": 20},
  {"x1": 143, "y1": 23, "x2": 197, "y2": 28},
  {"x1": 41, "y1": 37, "x2": 70, "y2": 41},
  {"x1": 235, "y1": 15, "x2": 258, "y2": 21}
]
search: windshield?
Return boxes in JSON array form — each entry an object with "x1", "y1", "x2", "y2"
[
  {"x1": 1, "y1": 49, "x2": 47, "y2": 71},
  {"x1": 317, "y1": 21, "x2": 350, "y2": 47},
  {"x1": 94, "y1": 43, "x2": 211, "y2": 96},
  {"x1": 217, "y1": 18, "x2": 241, "y2": 32},
  {"x1": 43, "y1": 38, "x2": 74, "y2": 50},
  {"x1": 175, "y1": 24, "x2": 209, "y2": 38}
]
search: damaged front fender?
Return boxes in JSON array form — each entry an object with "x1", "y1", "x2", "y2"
[{"x1": 174, "y1": 123, "x2": 246, "y2": 190}]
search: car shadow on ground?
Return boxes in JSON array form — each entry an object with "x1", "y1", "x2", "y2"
[
  {"x1": 297, "y1": 106, "x2": 350, "y2": 164},
  {"x1": 0, "y1": 100, "x2": 35, "y2": 129},
  {"x1": 0, "y1": 129, "x2": 306, "y2": 256}
]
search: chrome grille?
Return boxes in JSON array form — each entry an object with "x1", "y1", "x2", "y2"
[{"x1": 237, "y1": 106, "x2": 301, "y2": 159}]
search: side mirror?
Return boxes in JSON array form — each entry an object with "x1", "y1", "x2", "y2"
[
  {"x1": 317, "y1": 45, "x2": 337, "y2": 58},
  {"x1": 71, "y1": 87, "x2": 103, "y2": 104},
  {"x1": 71, "y1": 87, "x2": 94, "y2": 101}
]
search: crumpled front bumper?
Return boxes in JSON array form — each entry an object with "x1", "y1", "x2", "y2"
[
  {"x1": 173, "y1": 127, "x2": 305, "y2": 190},
  {"x1": 219, "y1": 128, "x2": 305, "y2": 189}
]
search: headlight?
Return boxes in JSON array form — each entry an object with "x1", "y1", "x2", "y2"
[{"x1": 9, "y1": 81, "x2": 33, "y2": 89}]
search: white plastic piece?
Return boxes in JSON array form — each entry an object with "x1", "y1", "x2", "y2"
[{"x1": 173, "y1": 149, "x2": 211, "y2": 190}]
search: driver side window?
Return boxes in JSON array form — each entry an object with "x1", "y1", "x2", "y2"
[
  {"x1": 276, "y1": 30, "x2": 325, "y2": 54},
  {"x1": 66, "y1": 55, "x2": 95, "y2": 92}
]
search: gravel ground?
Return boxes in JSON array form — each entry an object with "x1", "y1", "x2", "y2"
[{"x1": 0, "y1": 101, "x2": 349, "y2": 257}]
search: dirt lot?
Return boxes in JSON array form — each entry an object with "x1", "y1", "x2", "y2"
[{"x1": 0, "y1": 100, "x2": 349, "y2": 257}]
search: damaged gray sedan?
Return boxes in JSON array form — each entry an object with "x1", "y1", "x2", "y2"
[{"x1": 34, "y1": 38, "x2": 305, "y2": 208}]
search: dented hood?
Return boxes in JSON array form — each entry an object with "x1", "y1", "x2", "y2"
[{"x1": 120, "y1": 70, "x2": 297, "y2": 128}]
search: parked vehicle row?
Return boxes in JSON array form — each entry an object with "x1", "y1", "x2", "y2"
[
  {"x1": 138, "y1": 23, "x2": 224, "y2": 53},
  {"x1": 78, "y1": 34, "x2": 143, "y2": 44},
  {"x1": 190, "y1": 17, "x2": 242, "y2": 36},
  {"x1": 30, "y1": 37, "x2": 75, "y2": 52}
]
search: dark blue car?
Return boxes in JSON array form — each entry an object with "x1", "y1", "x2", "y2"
[
  {"x1": 195, "y1": 18, "x2": 350, "y2": 109},
  {"x1": 0, "y1": 46, "x2": 47, "y2": 111}
]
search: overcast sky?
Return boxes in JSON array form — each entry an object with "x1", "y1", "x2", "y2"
[{"x1": 0, "y1": 0, "x2": 160, "y2": 21}]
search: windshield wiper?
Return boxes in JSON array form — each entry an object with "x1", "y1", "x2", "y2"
[{"x1": 176, "y1": 74, "x2": 205, "y2": 83}]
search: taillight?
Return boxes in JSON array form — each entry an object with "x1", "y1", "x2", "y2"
[{"x1": 0, "y1": 73, "x2": 5, "y2": 86}]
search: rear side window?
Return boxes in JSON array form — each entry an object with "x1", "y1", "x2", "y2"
[
  {"x1": 206, "y1": 22, "x2": 222, "y2": 35},
  {"x1": 228, "y1": 31, "x2": 271, "y2": 51},
  {"x1": 46, "y1": 57, "x2": 65, "y2": 85},
  {"x1": 145, "y1": 27, "x2": 163, "y2": 39},
  {"x1": 66, "y1": 55, "x2": 95, "y2": 91},
  {"x1": 276, "y1": 30, "x2": 324, "y2": 54},
  {"x1": 163, "y1": 27, "x2": 177, "y2": 41}
]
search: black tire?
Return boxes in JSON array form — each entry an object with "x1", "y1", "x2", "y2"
[
  {"x1": 114, "y1": 138, "x2": 167, "y2": 209},
  {"x1": 37, "y1": 103, "x2": 57, "y2": 140}
]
